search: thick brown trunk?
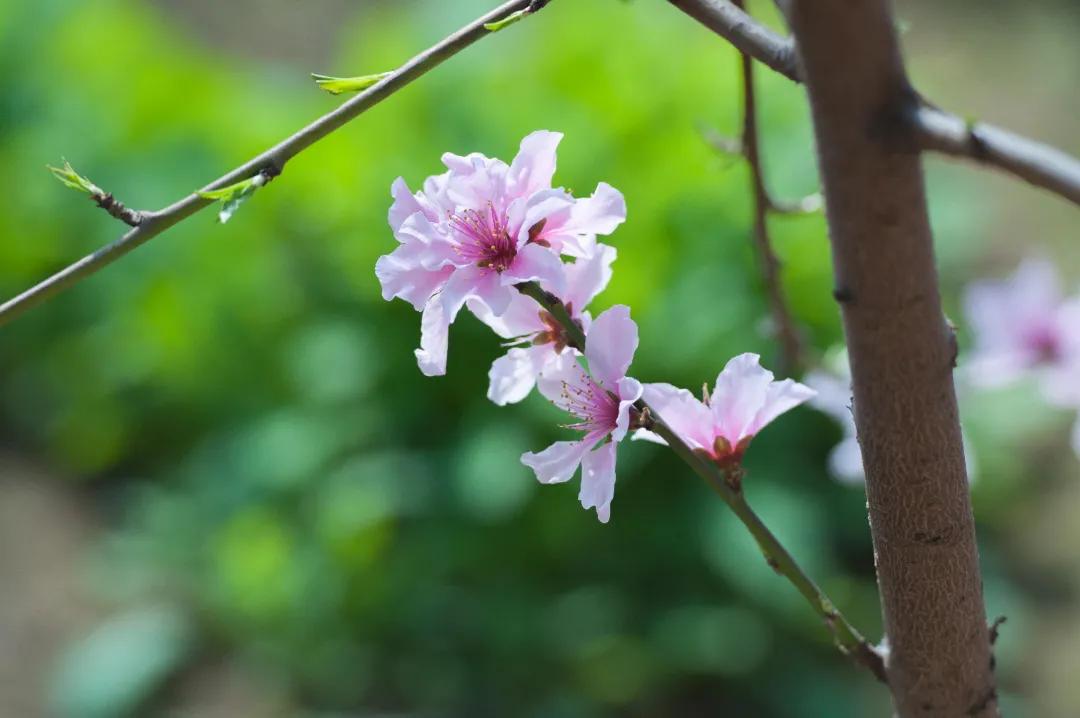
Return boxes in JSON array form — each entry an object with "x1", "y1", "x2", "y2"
[{"x1": 787, "y1": 1, "x2": 997, "y2": 715}]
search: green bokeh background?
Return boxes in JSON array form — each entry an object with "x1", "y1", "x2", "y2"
[{"x1": 1, "y1": 0, "x2": 1078, "y2": 716}]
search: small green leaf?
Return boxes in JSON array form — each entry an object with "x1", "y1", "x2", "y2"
[
  {"x1": 48, "y1": 160, "x2": 102, "y2": 195},
  {"x1": 310, "y1": 71, "x2": 392, "y2": 95},
  {"x1": 484, "y1": 8, "x2": 530, "y2": 32},
  {"x1": 198, "y1": 173, "x2": 268, "y2": 224}
]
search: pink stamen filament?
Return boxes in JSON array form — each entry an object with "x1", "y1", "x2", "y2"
[{"x1": 449, "y1": 202, "x2": 517, "y2": 272}]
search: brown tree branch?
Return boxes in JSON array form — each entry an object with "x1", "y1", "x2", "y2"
[
  {"x1": 516, "y1": 281, "x2": 886, "y2": 682},
  {"x1": 787, "y1": 0, "x2": 997, "y2": 714},
  {"x1": 0, "y1": 0, "x2": 550, "y2": 327},
  {"x1": 667, "y1": 0, "x2": 1080, "y2": 207},
  {"x1": 732, "y1": 0, "x2": 802, "y2": 375}
]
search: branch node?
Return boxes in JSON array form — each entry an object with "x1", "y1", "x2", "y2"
[
  {"x1": 832, "y1": 286, "x2": 854, "y2": 305},
  {"x1": 93, "y1": 191, "x2": 142, "y2": 227}
]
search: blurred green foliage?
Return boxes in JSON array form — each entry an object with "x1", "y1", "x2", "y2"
[{"x1": 0, "y1": 0, "x2": 1077, "y2": 716}]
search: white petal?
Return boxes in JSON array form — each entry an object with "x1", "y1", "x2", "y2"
[
  {"x1": 579, "y1": 441, "x2": 617, "y2": 523},
  {"x1": 521, "y1": 439, "x2": 592, "y2": 485},
  {"x1": 631, "y1": 429, "x2": 667, "y2": 445},
  {"x1": 829, "y1": 437, "x2": 866, "y2": 486},
  {"x1": 487, "y1": 345, "x2": 551, "y2": 406},
  {"x1": 804, "y1": 369, "x2": 855, "y2": 426},
  {"x1": 585, "y1": 305, "x2": 638, "y2": 390},
  {"x1": 415, "y1": 294, "x2": 450, "y2": 377}
]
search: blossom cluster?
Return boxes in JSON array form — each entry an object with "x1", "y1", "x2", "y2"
[{"x1": 376, "y1": 131, "x2": 814, "y2": 522}]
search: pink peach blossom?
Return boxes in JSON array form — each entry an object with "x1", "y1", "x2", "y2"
[
  {"x1": 963, "y1": 259, "x2": 1080, "y2": 402},
  {"x1": 521, "y1": 305, "x2": 642, "y2": 523},
  {"x1": 638, "y1": 353, "x2": 814, "y2": 464},
  {"x1": 375, "y1": 131, "x2": 626, "y2": 376}
]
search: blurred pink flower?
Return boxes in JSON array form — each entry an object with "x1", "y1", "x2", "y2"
[
  {"x1": 472, "y1": 243, "x2": 617, "y2": 405},
  {"x1": 375, "y1": 131, "x2": 626, "y2": 376},
  {"x1": 963, "y1": 259, "x2": 1080, "y2": 403},
  {"x1": 521, "y1": 305, "x2": 642, "y2": 523},
  {"x1": 638, "y1": 353, "x2": 814, "y2": 465}
]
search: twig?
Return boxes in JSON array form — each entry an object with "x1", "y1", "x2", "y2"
[
  {"x1": 517, "y1": 281, "x2": 886, "y2": 682},
  {"x1": 666, "y1": 0, "x2": 1080, "y2": 207},
  {"x1": 912, "y1": 106, "x2": 1080, "y2": 206},
  {"x1": 0, "y1": 0, "x2": 550, "y2": 327},
  {"x1": 732, "y1": 0, "x2": 801, "y2": 375},
  {"x1": 47, "y1": 161, "x2": 143, "y2": 227}
]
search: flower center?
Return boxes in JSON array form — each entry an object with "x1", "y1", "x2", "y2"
[
  {"x1": 559, "y1": 364, "x2": 619, "y2": 435},
  {"x1": 1026, "y1": 324, "x2": 1061, "y2": 363},
  {"x1": 449, "y1": 203, "x2": 517, "y2": 272}
]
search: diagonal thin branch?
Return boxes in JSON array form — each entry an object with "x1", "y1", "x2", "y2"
[
  {"x1": 912, "y1": 106, "x2": 1080, "y2": 206},
  {"x1": 517, "y1": 281, "x2": 886, "y2": 683},
  {"x1": 732, "y1": 0, "x2": 802, "y2": 375},
  {"x1": 666, "y1": 0, "x2": 1080, "y2": 207},
  {"x1": 0, "y1": 0, "x2": 549, "y2": 327}
]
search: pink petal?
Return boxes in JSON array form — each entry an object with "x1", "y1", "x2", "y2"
[
  {"x1": 508, "y1": 130, "x2": 562, "y2": 198},
  {"x1": 502, "y1": 243, "x2": 567, "y2": 296},
  {"x1": 563, "y1": 243, "x2": 616, "y2": 313},
  {"x1": 442, "y1": 265, "x2": 513, "y2": 318},
  {"x1": 388, "y1": 177, "x2": 425, "y2": 231},
  {"x1": 585, "y1": 305, "x2": 638, "y2": 390},
  {"x1": 709, "y1": 353, "x2": 774, "y2": 444},
  {"x1": 579, "y1": 441, "x2": 617, "y2": 523},
  {"x1": 745, "y1": 378, "x2": 816, "y2": 437},
  {"x1": 640, "y1": 382, "x2": 714, "y2": 452},
  {"x1": 567, "y1": 182, "x2": 627, "y2": 236},
  {"x1": 441, "y1": 150, "x2": 493, "y2": 175},
  {"x1": 521, "y1": 439, "x2": 593, "y2": 485},
  {"x1": 414, "y1": 294, "x2": 451, "y2": 376},
  {"x1": 444, "y1": 155, "x2": 511, "y2": 209},
  {"x1": 613, "y1": 377, "x2": 643, "y2": 442},
  {"x1": 396, "y1": 213, "x2": 460, "y2": 271},
  {"x1": 487, "y1": 345, "x2": 552, "y2": 406},
  {"x1": 374, "y1": 246, "x2": 453, "y2": 311},
  {"x1": 519, "y1": 189, "x2": 576, "y2": 253},
  {"x1": 469, "y1": 271, "x2": 514, "y2": 317},
  {"x1": 963, "y1": 258, "x2": 1063, "y2": 386},
  {"x1": 468, "y1": 292, "x2": 546, "y2": 340},
  {"x1": 518, "y1": 181, "x2": 625, "y2": 260}
]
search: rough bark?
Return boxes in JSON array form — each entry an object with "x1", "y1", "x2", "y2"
[{"x1": 786, "y1": 1, "x2": 997, "y2": 715}]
